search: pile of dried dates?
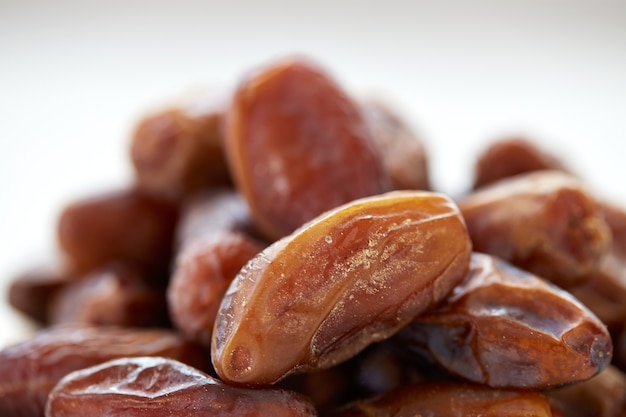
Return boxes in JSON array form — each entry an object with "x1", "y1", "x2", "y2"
[{"x1": 2, "y1": 56, "x2": 625, "y2": 417}]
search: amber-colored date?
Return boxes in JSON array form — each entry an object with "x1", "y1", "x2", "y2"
[
  {"x1": 0, "y1": 326, "x2": 210, "y2": 417},
  {"x1": 212, "y1": 191, "x2": 471, "y2": 385},
  {"x1": 397, "y1": 252, "x2": 612, "y2": 389},
  {"x1": 458, "y1": 171, "x2": 611, "y2": 288},
  {"x1": 329, "y1": 382, "x2": 553, "y2": 417},
  {"x1": 57, "y1": 187, "x2": 179, "y2": 277},
  {"x1": 45, "y1": 356, "x2": 317, "y2": 417},
  {"x1": 224, "y1": 57, "x2": 390, "y2": 241}
]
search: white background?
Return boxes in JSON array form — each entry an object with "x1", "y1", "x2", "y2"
[{"x1": 1, "y1": 0, "x2": 625, "y2": 347}]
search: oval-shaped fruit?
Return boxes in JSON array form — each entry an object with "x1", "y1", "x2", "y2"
[
  {"x1": 45, "y1": 356, "x2": 317, "y2": 417},
  {"x1": 396, "y1": 253, "x2": 613, "y2": 389},
  {"x1": 0, "y1": 326, "x2": 210, "y2": 417},
  {"x1": 212, "y1": 191, "x2": 471, "y2": 385},
  {"x1": 224, "y1": 57, "x2": 390, "y2": 241},
  {"x1": 458, "y1": 171, "x2": 611, "y2": 288}
]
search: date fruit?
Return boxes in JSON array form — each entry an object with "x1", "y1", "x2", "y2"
[
  {"x1": 45, "y1": 356, "x2": 317, "y2": 417},
  {"x1": 458, "y1": 171, "x2": 611, "y2": 288},
  {"x1": 0, "y1": 326, "x2": 210, "y2": 417},
  {"x1": 57, "y1": 187, "x2": 178, "y2": 277},
  {"x1": 224, "y1": 57, "x2": 390, "y2": 241},
  {"x1": 473, "y1": 137, "x2": 567, "y2": 189},
  {"x1": 130, "y1": 94, "x2": 231, "y2": 200},
  {"x1": 168, "y1": 231, "x2": 265, "y2": 347},
  {"x1": 397, "y1": 253, "x2": 612, "y2": 389},
  {"x1": 212, "y1": 190, "x2": 471, "y2": 385}
]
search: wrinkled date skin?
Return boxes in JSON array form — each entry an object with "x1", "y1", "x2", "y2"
[
  {"x1": 329, "y1": 382, "x2": 553, "y2": 417},
  {"x1": 458, "y1": 171, "x2": 611, "y2": 288},
  {"x1": 0, "y1": 326, "x2": 211, "y2": 417},
  {"x1": 224, "y1": 57, "x2": 390, "y2": 241},
  {"x1": 57, "y1": 187, "x2": 179, "y2": 277},
  {"x1": 360, "y1": 100, "x2": 430, "y2": 191},
  {"x1": 473, "y1": 137, "x2": 567, "y2": 189},
  {"x1": 168, "y1": 231, "x2": 265, "y2": 347},
  {"x1": 45, "y1": 356, "x2": 317, "y2": 417},
  {"x1": 397, "y1": 253, "x2": 612, "y2": 389},
  {"x1": 130, "y1": 95, "x2": 231, "y2": 200},
  {"x1": 212, "y1": 191, "x2": 471, "y2": 385}
]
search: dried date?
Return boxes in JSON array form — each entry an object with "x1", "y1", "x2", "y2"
[
  {"x1": 212, "y1": 190, "x2": 471, "y2": 385},
  {"x1": 458, "y1": 171, "x2": 611, "y2": 288},
  {"x1": 396, "y1": 253, "x2": 612, "y2": 389},
  {"x1": 45, "y1": 356, "x2": 317, "y2": 417},
  {"x1": 168, "y1": 231, "x2": 264, "y2": 347},
  {"x1": 57, "y1": 187, "x2": 178, "y2": 277},
  {"x1": 130, "y1": 93, "x2": 231, "y2": 200},
  {"x1": 473, "y1": 137, "x2": 567, "y2": 189},
  {"x1": 224, "y1": 57, "x2": 390, "y2": 241},
  {"x1": 0, "y1": 326, "x2": 210, "y2": 417}
]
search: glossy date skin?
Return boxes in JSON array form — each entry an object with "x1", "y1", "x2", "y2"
[
  {"x1": 224, "y1": 57, "x2": 390, "y2": 241},
  {"x1": 0, "y1": 326, "x2": 211, "y2": 417},
  {"x1": 458, "y1": 171, "x2": 611, "y2": 288},
  {"x1": 212, "y1": 191, "x2": 471, "y2": 386},
  {"x1": 329, "y1": 382, "x2": 553, "y2": 417},
  {"x1": 45, "y1": 356, "x2": 317, "y2": 417},
  {"x1": 397, "y1": 253, "x2": 612, "y2": 389}
]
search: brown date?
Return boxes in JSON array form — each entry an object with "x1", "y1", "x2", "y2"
[
  {"x1": 224, "y1": 57, "x2": 390, "y2": 241},
  {"x1": 473, "y1": 137, "x2": 568, "y2": 189},
  {"x1": 212, "y1": 190, "x2": 471, "y2": 385},
  {"x1": 396, "y1": 252, "x2": 612, "y2": 389},
  {"x1": 45, "y1": 356, "x2": 317, "y2": 417},
  {"x1": 329, "y1": 382, "x2": 553, "y2": 417},
  {"x1": 130, "y1": 93, "x2": 231, "y2": 200},
  {"x1": 458, "y1": 170, "x2": 611, "y2": 288},
  {"x1": 57, "y1": 187, "x2": 178, "y2": 277},
  {"x1": 0, "y1": 326, "x2": 211, "y2": 417},
  {"x1": 168, "y1": 231, "x2": 264, "y2": 347},
  {"x1": 361, "y1": 99, "x2": 430, "y2": 191},
  {"x1": 48, "y1": 262, "x2": 168, "y2": 327}
]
